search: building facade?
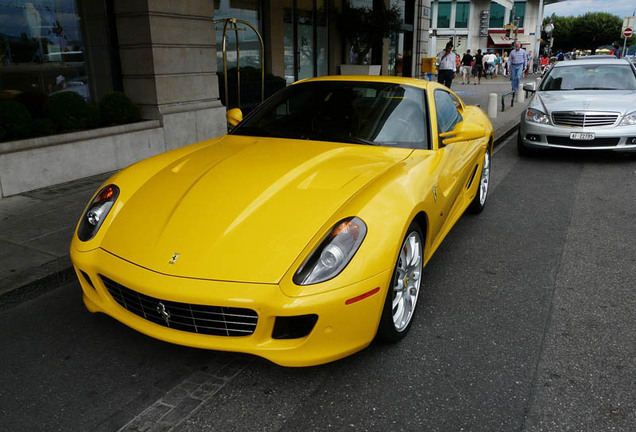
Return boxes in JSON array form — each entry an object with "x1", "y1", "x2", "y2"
[
  {"x1": 429, "y1": 0, "x2": 545, "y2": 58},
  {"x1": 2, "y1": 0, "x2": 510, "y2": 198}
]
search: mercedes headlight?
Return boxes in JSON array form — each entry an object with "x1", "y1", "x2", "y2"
[
  {"x1": 619, "y1": 111, "x2": 636, "y2": 126},
  {"x1": 525, "y1": 108, "x2": 550, "y2": 125}
]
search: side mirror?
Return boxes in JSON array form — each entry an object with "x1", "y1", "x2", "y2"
[
  {"x1": 439, "y1": 121, "x2": 487, "y2": 146},
  {"x1": 226, "y1": 108, "x2": 243, "y2": 128},
  {"x1": 523, "y1": 82, "x2": 537, "y2": 93}
]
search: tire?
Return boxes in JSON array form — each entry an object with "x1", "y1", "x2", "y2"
[
  {"x1": 467, "y1": 147, "x2": 491, "y2": 214},
  {"x1": 376, "y1": 222, "x2": 424, "y2": 343}
]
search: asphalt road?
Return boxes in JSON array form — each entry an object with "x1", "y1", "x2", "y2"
[{"x1": 1, "y1": 135, "x2": 634, "y2": 432}]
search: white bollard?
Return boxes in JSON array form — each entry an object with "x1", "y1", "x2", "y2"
[
  {"x1": 487, "y1": 93, "x2": 498, "y2": 119},
  {"x1": 516, "y1": 88, "x2": 525, "y2": 103},
  {"x1": 535, "y1": 77, "x2": 542, "y2": 87}
]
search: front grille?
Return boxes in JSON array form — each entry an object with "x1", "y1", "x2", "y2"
[
  {"x1": 546, "y1": 136, "x2": 620, "y2": 147},
  {"x1": 552, "y1": 112, "x2": 619, "y2": 127},
  {"x1": 101, "y1": 276, "x2": 258, "y2": 336}
]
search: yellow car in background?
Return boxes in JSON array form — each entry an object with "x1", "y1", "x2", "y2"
[{"x1": 70, "y1": 76, "x2": 494, "y2": 366}]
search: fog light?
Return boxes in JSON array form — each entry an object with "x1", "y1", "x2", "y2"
[
  {"x1": 630, "y1": 137, "x2": 636, "y2": 144},
  {"x1": 272, "y1": 314, "x2": 318, "y2": 339},
  {"x1": 526, "y1": 134, "x2": 540, "y2": 142}
]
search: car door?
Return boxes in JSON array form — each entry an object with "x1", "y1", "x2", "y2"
[{"x1": 432, "y1": 89, "x2": 467, "y2": 219}]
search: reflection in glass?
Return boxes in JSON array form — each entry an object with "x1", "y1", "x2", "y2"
[
  {"x1": 0, "y1": 0, "x2": 89, "y2": 100},
  {"x1": 455, "y1": 2, "x2": 469, "y2": 29},
  {"x1": 214, "y1": 0, "x2": 262, "y2": 71},
  {"x1": 232, "y1": 81, "x2": 429, "y2": 149},
  {"x1": 489, "y1": 2, "x2": 506, "y2": 28}
]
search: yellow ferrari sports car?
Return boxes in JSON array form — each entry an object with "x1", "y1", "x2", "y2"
[{"x1": 71, "y1": 76, "x2": 493, "y2": 367}]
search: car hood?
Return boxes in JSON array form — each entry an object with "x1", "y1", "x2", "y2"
[
  {"x1": 101, "y1": 135, "x2": 412, "y2": 284},
  {"x1": 532, "y1": 90, "x2": 636, "y2": 115}
]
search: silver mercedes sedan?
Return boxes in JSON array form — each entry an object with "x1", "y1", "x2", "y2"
[{"x1": 518, "y1": 57, "x2": 636, "y2": 156}]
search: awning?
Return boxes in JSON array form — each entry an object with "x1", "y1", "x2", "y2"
[{"x1": 489, "y1": 33, "x2": 534, "y2": 47}]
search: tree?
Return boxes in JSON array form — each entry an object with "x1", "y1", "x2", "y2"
[
  {"x1": 571, "y1": 12, "x2": 622, "y2": 53},
  {"x1": 545, "y1": 15, "x2": 576, "y2": 53}
]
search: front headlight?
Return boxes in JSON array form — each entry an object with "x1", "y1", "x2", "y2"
[
  {"x1": 294, "y1": 217, "x2": 367, "y2": 286},
  {"x1": 525, "y1": 108, "x2": 550, "y2": 125},
  {"x1": 619, "y1": 111, "x2": 636, "y2": 126},
  {"x1": 77, "y1": 184, "x2": 119, "y2": 241}
]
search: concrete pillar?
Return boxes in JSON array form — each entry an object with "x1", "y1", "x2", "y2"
[
  {"x1": 487, "y1": 93, "x2": 498, "y2": 118},
  {"x1": 76, "y1": 0, "x2": 119, "y2": 102},
  {"x1": 516, "y1": 88, "x2": 525, "y2": 103},
  {"x1": 264, "y1": 1, "x2": 285, "y2": 78},
  {"x1": 113, "y1": 0, "x2": 226, "y2": 150}
]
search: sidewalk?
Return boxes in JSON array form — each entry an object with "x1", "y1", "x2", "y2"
[{"x1": 0, "y1": 77, "x2": 533, "y2": 308}]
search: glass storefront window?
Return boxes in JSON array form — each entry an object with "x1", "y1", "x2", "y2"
[
  {"x1": 455, "y1": 2, "x2": 469, "y2": 29},
  {"x1": 513, "y1": 1, "x2": 525, "y2": 28},
  {"x1": 389, "y1": 0, "x2": 405, "y2": 76},
  {"x1": 0, "y1": 0, "x2": 90, "y2": 101},
  {"x1": 349, "y1": 0, "x2": 372, "y2": 9},
  {"x1": 284, "y1": 0, "x2": 328, "y2": 85},
  {"x1": 437, "y1": 1, "x2": 451, "y2": 29},
  {"x1": 214, "y1": 0, "x2": 262, "y2": 72},
  {"x1": 489, "y1": 2, "x2": 506, "y2": 28}
]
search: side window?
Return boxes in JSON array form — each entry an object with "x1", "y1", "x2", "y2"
[{"x1": 434, "y1": 90, "x2": 463, "y2": 134}]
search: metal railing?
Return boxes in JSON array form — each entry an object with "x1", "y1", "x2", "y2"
[{"x1": 501, "y1": 91, "x2": 516, "y2": 112}]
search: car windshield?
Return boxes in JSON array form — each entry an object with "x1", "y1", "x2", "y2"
[
  {"x1": 231, "y1": 81, "x2": 429, "y2": 149},
  {"x1": 541, "y1": 64, "x2": 636, "y2": 91}
]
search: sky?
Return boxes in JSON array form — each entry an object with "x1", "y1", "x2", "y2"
[{"x1": 544, "y1": 0, "x2": 636, "y2": 19}]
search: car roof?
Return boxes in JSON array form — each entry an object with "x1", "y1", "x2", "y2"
[{"x1": 295, "y1": 74, "x2": 434, "y2": 90}]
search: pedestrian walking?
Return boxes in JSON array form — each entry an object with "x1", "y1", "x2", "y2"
[
  {"x1": 509, "y1": 41, "x2": 527, "y2": 92},
  {"x1": 502, "y1": 52, "x2": 508, "y2": 76},
  {"x1": 436, "y1": 41, "x2": 456, "y2": 89},
  {"x1": 460, "y1": 49, "x2": 473, "y2": 84},
  {"x1": 454, "y1": 50, "x2": 461, "y2": 76},
  {"x1": 495, "y1": 53, "x2": 502, "y2": 76},
  {"x1": 473, "y1": 49, "x2": 484, "y2": 85}
]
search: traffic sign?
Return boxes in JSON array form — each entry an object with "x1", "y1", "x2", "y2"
[{"x1": 624, "y1": 27, "x2": 633, "y2": 38}]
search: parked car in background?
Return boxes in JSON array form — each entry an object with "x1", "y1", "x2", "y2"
[
  {"x1": 519, "y1": 57, "x2": 636, "y2": 156},
  {"x1": 70, "y1": 76, "x2": 494, "y2": 366}
]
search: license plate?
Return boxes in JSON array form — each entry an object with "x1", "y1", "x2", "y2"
[{"x1": 570, "y1": 132, "x2": 595, "y2": 140}]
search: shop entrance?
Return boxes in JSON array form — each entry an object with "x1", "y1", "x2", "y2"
[{"x1": 283, "y1": 0, "x2": 328, "y2": 84}]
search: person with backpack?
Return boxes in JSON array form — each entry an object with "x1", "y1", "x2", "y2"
[{"x1": 472, "y1": 49, "x2": 484, "y2": 85}]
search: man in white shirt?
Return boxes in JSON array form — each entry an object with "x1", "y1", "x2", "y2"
[
  {"x1": 436, "y1": 41, "x2": 456, "y2": 89},
  {"x1": 484, "y1": 52, "x2": 496, "y2": 77}
]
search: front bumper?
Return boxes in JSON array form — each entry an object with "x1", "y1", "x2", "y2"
[
  {"x1": 71, "y1": 246, "x2": 392, "y2": 367},
  {"x1": 519, "y1": 117, "x2": 636, "y2": 152}
]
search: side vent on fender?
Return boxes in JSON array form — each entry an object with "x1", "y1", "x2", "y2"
[{"x1": 466, "y1": 164, "x2": 479, "y2": 190}]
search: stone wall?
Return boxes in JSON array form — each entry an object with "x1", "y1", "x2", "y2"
[{"x1": 0, "y1": 122, "x2": 164, "y2": 198}]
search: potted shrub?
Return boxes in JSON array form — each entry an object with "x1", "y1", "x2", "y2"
[{"x1": 335, "y1": 2, "x2": 402, "y2": 75}]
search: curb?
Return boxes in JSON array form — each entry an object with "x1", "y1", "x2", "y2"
[
  {"x1": 0, "y1": 259, "x2": 76, "y2": 312},
  {"x1": 494, "y1": 123, "x2": 519, "y2": 147}
]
